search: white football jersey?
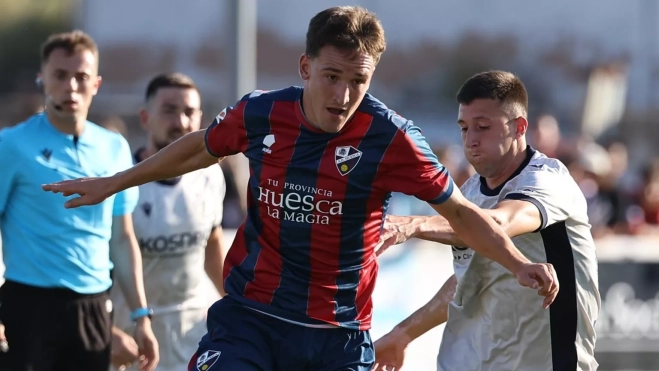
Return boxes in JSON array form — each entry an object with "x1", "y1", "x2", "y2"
[
  {"x1": 111, "y1": 156, "x2": 226, "y2": 318},
  {"x1": 437, "y1": 149, "x2": 601, "y2": 371}
]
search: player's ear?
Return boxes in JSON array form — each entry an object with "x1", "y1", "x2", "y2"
[
  {"x1": 92, "y1": 75, "x2": 102, "y2": 96},
  {"x1": 138, "y1": 108, "x2": 149, "y2": 130},
  {"x1": 515, "y1": 116, "x2": 528, "y2": 138},
  {"x1": 299, "y1": 54, "x2": 311, "y2": 81}
]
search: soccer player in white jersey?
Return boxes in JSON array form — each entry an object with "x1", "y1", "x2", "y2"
[
  {"x1": 111, "y1": 73, "x2": 227, "y2": 371},
  {"x1": 373, "y1": 71, "x2": 600, "y2": 371}
]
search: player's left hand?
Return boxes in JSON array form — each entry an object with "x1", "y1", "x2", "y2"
[
  {"x1": 42, "y1": 176, "x2": 116, "y2": 208},
  {"x1": 133, "y1": 318, "x2": 159, "y2": 371},
  {"x1": 375, "y1": 215, "x2": 414, "y2": 256},
  {"x1": 515, "y1": 262, "x2": 559, "y2": 309}
]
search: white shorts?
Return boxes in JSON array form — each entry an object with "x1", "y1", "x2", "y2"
[{"x1": 113, "y1": 307, "x2": 208, "y2": 371}]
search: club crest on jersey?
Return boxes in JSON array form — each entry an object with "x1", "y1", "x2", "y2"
[
  {"x1": 196, "y1": 350, "x2": 221, "y2": 371},
  {"x1": 215, "y1": 109, "x2": 227, "y2": 123},
  {"x1": 335, "y1": 146, "x2": 362, "y2": 176}
]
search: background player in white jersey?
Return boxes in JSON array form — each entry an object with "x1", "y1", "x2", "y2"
[
  {"x1": 111, "y1": 73, "x2": 227, "y2": 371},
  {"x1": 373, "y1": 71, "x2": 600, "y2": 371}
]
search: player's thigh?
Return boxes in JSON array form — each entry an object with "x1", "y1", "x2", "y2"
[
  {"x1": 189, "y1": 297, "x2": 274, "y2": 371},
  {"x1": 59, "y1": 293, "x2": 112, "y2": 370},
  {"x1": 313, "y1": 329, "x2": 375, "y2": 371},
  {"x1": 0, "y1": 281, "x2": 64, "y2": 371}
]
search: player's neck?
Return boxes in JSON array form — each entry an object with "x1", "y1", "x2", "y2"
[
  {"x1": 300, "y1": 89, "x2": 339, "y2": 132},
  {"x1": 46, "y1": 110, "x2": 85, "y2": 136},
  {"x1": 484, "y1": 143, "x2": 528, "y2": 190},
  {"x1": 300, "y1": 91, "x2": 320, "y2": 130}
]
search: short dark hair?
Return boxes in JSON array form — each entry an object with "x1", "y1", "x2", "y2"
[
  {"x1": 41, "y1": 30, "x2": 99, "y2": 65},
  {"x1": 145, "y1": 73, "x2": 198, "y2": 102},
  {"x1": 456, "y1": 71, "x2": 528, "y2": 117},
  {"x1": 306, "y1": 6, "x2": 386, "y2": 63}
]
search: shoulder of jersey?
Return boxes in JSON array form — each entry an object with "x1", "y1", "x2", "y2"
[
  {"x1": 241, "y1": 86, "x2": 302, "y2": 104},
  {"x1": 1, "y1": 114, "x2": 48, "y2": 150},
  {"x1": 87, "y1": 120, "x2": 126, "y2": 140},
  {"x1": 356, "y1": 93, "x2": 413, "y2": 132},
  {"x1": 527, "y1": 150, "x2": 569, "y2": 176},
  {"x1": 2, "y1": 112, "x2": 44, "y2": 138},
  {"x1": 459, "y1": 173, "x2": 481, "y2": 193},
  {"x1": 0, "y1": 121, "x2": 26, "y2": 142},
  {"x1": 83, "y1": 121, "x2": 131, "y2": 154}
]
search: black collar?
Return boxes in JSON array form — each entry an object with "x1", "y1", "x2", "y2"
[{"x1": 479, "y1": 146, "x2": 536, "y2": 196}]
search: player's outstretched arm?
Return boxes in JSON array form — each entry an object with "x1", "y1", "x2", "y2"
[
  {"x1": 430, "y1": 188, "x2": 559, "y2": 308},
  {"x1": 377, "y1": 199, "x2": 543, "y2": 254},
  {"x1": 373, "y1": 275, "x2": 457, "y2": 371},
  {"x1": 42, "y1": 130, "x2": 219, "y2": 208},
  {"x1": 375, "y1": 214, "x2": 462, "y2": 255}
]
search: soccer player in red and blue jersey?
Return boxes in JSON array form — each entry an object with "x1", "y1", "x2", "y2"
[{"x1": 43, "y1": 6, "x2": 559, "y2": 371}]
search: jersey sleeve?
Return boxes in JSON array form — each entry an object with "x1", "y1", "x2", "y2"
[
  {"x1": 503, "y1": 168, "x2": 572, "y2": 230},
  {"x1": 383, "y1": 123, "x2": 454, "y2": 204},
  {"x1": 205, "y1": 94, "x2": 250, "y2": 158},
  {"x1": 112, "y1": 136, "x2": 139, "y2": 216},
  {"x1": 0, "y1": 128, "x2": 17, "y2": 216}
]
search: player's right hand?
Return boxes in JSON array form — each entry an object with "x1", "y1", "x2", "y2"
[
  {"x1": 515, "y1": 262, "x2": 559, "y2": 309},
  {"x1": 42, "y1": 176, "x2": 115, "y2": 208},
  {"x1": 375, "y1": 215, "x2": 414, "y2": 256},
  {"x1": 372, "y1": 329, "x2": 412, "y2": 371},
  {"x1": 111, "y1": 327, "x2": 140, "y2": 371}
]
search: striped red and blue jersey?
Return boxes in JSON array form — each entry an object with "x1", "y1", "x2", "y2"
[{"x1": 205, "y1": 86, "x2": 454, "y2": 330}]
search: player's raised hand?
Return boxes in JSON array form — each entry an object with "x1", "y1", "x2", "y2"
[
  {"x1": 375, "y1": 215, "x2": 414, "y2": 256},
  {"x1": 515, "y1": 262, "x2": 559, "y2": 309},
  {"x1": 42, "y1": 177, "x2": 115, "y2": 208},
  {"x1": 372, "y1": 329, "x2": 411, "y2": 371}
]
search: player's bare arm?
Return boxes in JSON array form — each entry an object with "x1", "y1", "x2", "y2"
[
  {"x1": 373, "y1": 275, "x2": 457, "y2": 371},
  {"x1": 376, "y1": 214, "x2": 459, "y2": 255},
  {"x1": 42, "y1": 130, "x2": 218, "y2": 208},
  {"x1": 205, "y1": 227, "x2": 227, "y2": 296},
  {"x1": 109, "y1": 214, "x2": 159, "y2": 371},
  {"x1": 110, "y1": 215, "x2": 149, "y2": 312},
  {"x1": 430, "y1": 188, "x2": 528, "y2": 273},
  {"x1": 378, "y1": 198, "x2": 542, "y2": 251},
  {"x1": 429, "y1": 189, "x2": 558, "y2": 308}
]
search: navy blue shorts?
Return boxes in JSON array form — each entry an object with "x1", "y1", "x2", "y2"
[{"x1": 188, "y1": 296, "x2": 374, "y2": 371}]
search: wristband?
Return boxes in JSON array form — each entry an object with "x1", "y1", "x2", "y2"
[{"x1": 130, "y1": 307, "x2": 153, "y2": 322}]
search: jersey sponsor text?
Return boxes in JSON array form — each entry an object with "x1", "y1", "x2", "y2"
[{"x1": 258, "y1": 179, "x2": 341, "y2": 225}]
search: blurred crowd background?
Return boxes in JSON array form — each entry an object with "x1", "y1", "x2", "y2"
[
  {"x1": 2, "y1": 1, "x2": 659, "y2": 370},
  {"x1": 2, "y1": 0, "x2": 659, "y2": 237}
]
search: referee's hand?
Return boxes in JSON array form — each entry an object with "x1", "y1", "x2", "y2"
[{"x1": 515, "y1": 263, "x2": 559, "y2": 309}]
